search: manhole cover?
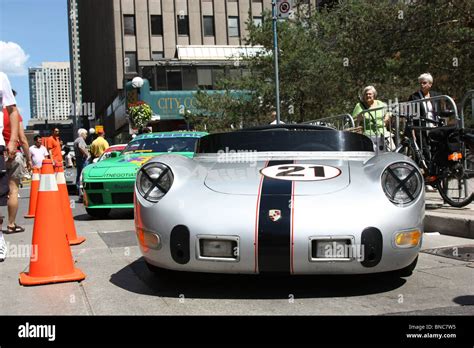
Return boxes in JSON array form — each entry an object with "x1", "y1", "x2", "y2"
[
  {"x1": 98, "y1": 230, "x2": 137, "y2": 248},
  {"x1": 421, "y1": 245, "x2": 474, "y2": 262}
]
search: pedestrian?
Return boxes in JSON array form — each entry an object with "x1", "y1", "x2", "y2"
[
  {"x1": 408, "y1": 73, "x2": 442, "y2": 192},
  {"x1": 2, "y1": 91, "x2": 32, "y2": 234},
  {"x1": 408, "y1": 73, "x2": 442, "y2": 128},
  {"x1": 74, "y1": 128, "x2": 89, "y2": 203},
  {"x1": 90, "y1": 130, "x2": 109, "y2": 161},
  {"x1": 29, "y1": 135, "x2": 49, "y2": 168},
  {"x1": 46, "y1": 127, "x2": 63, "y2": 166},
  {"x1": 0, "y1": 72, "x2": 21, "y2": 261},
  {"x1": 352, "y1": 85, "x2": 391, "y2": 151}
]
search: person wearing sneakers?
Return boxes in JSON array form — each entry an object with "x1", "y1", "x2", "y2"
[
  {"x1": 0, "y1": 72, "x2": 21, "y2": 262},
  {"x1": 3, "y1": 92, "x2": 31, "y2": 234}
]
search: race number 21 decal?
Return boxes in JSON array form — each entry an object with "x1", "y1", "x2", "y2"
[{"x1": 260, "y1": 164, "x2": 341, "y2": 181}]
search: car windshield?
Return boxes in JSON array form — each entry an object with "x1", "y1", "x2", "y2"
[
  {"x1": 122, "y1": 137, "x2": 199, "y2": 154},
  {"x1": 197, "y1": 127, "x2": 374, "y2": 153}
]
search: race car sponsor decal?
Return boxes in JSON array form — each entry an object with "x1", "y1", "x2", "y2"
[
  {"x1": 256, "y1": 160, "x2": 294, "y2": 274},
  {"x1": 260, "y1": 164, "x2": 341, "y2": 181},
  {"x1": 104, "y1": 172, "x2": 136, "y2": 178},
  {"x1": 118, "y1": 155, "x2": 154, "y2": 167}
]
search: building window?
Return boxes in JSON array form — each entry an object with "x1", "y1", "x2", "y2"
[
  {"x1": 167, "y1": 69, "x2": 182, "y2": 90},
  {"x1": 177, "y1": 15, "x2": 189, "y2": 35},
  {"x1": 124, "y1": 52, "x2": 137, "y2": 74},
  {"x1": 124, "y1": 15, "x2": 136, "y2": 36},
  {"x1": 203, "y1": 16, "x2": 215, "y2": 36},
  {"x1": 151, "y1": 15, "x2": 163, "y2": 36},
  {"x1": 141, "y1": 66, "x2": 156, "y2": 91},
  {"x1": 152, "y1": 51, "x2": 164, "y2": 60},
  {"x1": 182, "y1": 67, "x2": 198, "y2": 90},
  {"x1": 228, "y1": 16, "x2": 239, "y2": 37},
  {"x1": 253, "y1": 16, "x2": 263, "y2": 27},
  {"x1": 197, "y1": 68, "x2": 213, "y2": 89},
  {"x1": 156, "y1": 67, "x2": 167, "y2": 90}
]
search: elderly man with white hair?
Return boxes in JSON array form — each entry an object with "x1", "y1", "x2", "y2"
[
  {"x1": 408, "y1": 73, "x2": 442, "y2": 128},
  {"x1": 74, "y1": 128, "x2": 90, "y2": 202},
  {"x1": 408, "y1": 73, "x2": 443, "y2": 192}
]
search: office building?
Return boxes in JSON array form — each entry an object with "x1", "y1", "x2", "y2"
[{"x1": 71, "y1": 0, "x2": 317, "y2": 140}]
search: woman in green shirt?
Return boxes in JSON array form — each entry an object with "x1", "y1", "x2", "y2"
[
  {"x1": 352, "y1": 85, "x2": 390, "y2": 136},
  {"x1": 352, "y1": 86, "x2": 392, "y2": 150}
]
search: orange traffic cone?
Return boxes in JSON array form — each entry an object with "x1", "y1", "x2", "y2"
[
  {"x1": 55, "y1": 163, "x2": 86, "y2": 245},
  {"x1": 19, "y1": 159, "x2": 86, "y2": 286},
  {"x1": 24, "y1": 167, "x2": 40, "y2": 218}
]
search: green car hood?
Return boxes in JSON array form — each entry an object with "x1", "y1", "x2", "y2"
[{"x1": 83, "y1": 152, "x2": 193, "y2": 179}]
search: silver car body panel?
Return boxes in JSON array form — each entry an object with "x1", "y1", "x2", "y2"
[{"x1": 135, "y1": 151, "x2": 424, "y2": 274}]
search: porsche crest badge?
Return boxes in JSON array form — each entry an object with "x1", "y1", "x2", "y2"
[{"x1": 269, "y1": 209, "x2": 282, "y2": 222}]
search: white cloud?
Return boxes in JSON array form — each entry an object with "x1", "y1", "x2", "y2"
[{"x1": 0, "y1": 41, "x2": 30, "y2": 76}]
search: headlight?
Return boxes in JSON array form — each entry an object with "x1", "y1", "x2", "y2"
[
  {"x1": 136, "y1": 163, "x2": 174, "y2": 202},
  {"x1": 381, "y1": 162, "x2": 422, "y2": 206}
]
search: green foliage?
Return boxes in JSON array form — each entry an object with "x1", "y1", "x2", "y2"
[
  {"x1": 190, "y1": 0, "x2": 474, "y2": 132},
  {"x1": 128, "y1": 101, "x2": 153, "y2": 129}
]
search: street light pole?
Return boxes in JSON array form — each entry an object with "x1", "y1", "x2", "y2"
[{"x1": 272, "y1": 0, "x2": 281, "y2": 125}]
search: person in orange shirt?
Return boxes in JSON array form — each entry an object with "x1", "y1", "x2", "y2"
[{"x1": 46, "y1": 128, "x2": 63, "y2": 165}]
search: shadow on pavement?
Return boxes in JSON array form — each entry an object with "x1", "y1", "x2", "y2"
[
  {"x1": 110, "y1": 257, "x2": 407, "y2": 300},
  {"x1": 452, "y1": 295, "x2": 474, "y2": 306}
]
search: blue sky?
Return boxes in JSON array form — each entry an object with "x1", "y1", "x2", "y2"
[{"x1": 0, "y1": 0, "x2": 69, "y2": 125}]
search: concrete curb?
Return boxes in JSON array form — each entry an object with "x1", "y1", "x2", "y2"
[{"x1": 424, "y1": 212, "x2": 474, "y2": 239}]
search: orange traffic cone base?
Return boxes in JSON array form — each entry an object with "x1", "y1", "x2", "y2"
[
  {"x1": 68, "y1": 236, "x2": 86, "y2": 245},
  {"x1": 19, "y1": 268, "x2": 85, "y2": 286}
]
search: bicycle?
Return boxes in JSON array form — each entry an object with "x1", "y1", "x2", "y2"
[{"x1": 394, "y1": 112, "x2": 474, "y2": 207}]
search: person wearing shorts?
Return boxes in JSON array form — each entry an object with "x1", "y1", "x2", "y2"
[
  {"x1": 3, "y1": 101, "x2": 31, "y2": 234},
  {"x1": 0, "y1": 72, "x2": 21, "y2": 261}
]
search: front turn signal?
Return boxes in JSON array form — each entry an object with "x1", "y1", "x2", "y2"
[{"x1": 394, "y1": 229, "x2": 422, "y2": 248}]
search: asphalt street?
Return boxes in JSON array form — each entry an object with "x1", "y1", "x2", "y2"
[{"x1": 0, "y1": 185, "x2": 473, "y2": 315}]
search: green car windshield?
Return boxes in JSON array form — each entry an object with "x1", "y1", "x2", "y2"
[{"x1": 122, "y1": 137, "x2": 199, "y2": 154}]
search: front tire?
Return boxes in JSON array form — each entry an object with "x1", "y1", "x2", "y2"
[{"x1": 86, "y1": 208, "x2": 111, "y2": 218}]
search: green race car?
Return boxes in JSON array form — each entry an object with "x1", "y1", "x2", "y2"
[{"x1": 81, "y1": 131, "x2": 207, "y2": 218}]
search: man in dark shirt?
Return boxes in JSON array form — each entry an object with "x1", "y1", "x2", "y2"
[{"x1": 74, "y1": 128, "x2": 89, "y2": 202}]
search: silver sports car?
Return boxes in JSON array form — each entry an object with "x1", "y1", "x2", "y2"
[{"x1": 134, "y1": 125, "x2": 424, "y2": 276}]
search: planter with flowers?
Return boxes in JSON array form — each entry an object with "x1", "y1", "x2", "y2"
[{"x1": 128, "y1": 101, "x2": 152, "y2": 130}]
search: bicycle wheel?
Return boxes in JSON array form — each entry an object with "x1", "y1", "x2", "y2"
[{"x1": 437, "y1": 163, "x2": 474, "y2": 207}]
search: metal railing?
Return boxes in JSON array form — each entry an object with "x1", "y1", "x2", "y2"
[
  {"x1": 301, "y1": 114, "x2": 355, "y2": 131},
  {"x1": 391, "y1": 95, "x2": 459, "y2": 152},
  {"x1": 353, "y1": 105, "x2": 392, "y2": 153}
]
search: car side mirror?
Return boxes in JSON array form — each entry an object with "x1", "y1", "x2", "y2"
[{"x1": 110, "y1": 151, "x2": 120, "y2": 158}]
